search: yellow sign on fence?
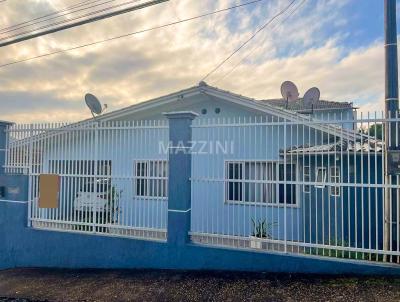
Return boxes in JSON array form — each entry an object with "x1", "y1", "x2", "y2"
[{"x1": 39, "y1": 174, "x2": 60, "y2": 209}]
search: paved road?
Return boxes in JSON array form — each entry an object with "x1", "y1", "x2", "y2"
[{"x1": 0, "y1": 268, "x2": 400, "y2": 301}]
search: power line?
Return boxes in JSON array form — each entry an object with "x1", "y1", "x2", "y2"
[
  {"x1": 0, "y1": 0, "x2": 167, "y2": 47},
  {"x1": 0, "y1": 0, "x2": 114, "y2": 34},
  {"x1": 213, "y1": 0, "x2": 307, "y2": 85},
  {"x1": 0, "y1": 0, "x2": 136, "y2": 39},
  {"x1": 0, "y1": 0, "x2": 267, "y2": 68},
  {"x1": 200, "y1": 0, "x2": 297, "y2": 82}
]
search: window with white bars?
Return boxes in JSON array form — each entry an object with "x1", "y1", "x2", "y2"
[
  {"x1": 49, "y1": 160, "x2": 111, "y2": 176},
  {"x1": 330, "y1": 166, "x2": 341, "y2": 197},
  {"x1": 134, "y1": 160, "x2": 168, "y2": 198},
  {"x1": 225, "y1": 161, "x2": 297, "y2": 205},
  {"x1": 48, "y1": 160, "x2": 112, "y2": 193},
  {"x1": 278, "y1": 163, "x2": 297, "y2": 205}
]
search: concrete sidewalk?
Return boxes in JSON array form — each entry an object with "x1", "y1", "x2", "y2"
[{"x1": 0, "y1": 268, "x2": 400, "y2": 301}]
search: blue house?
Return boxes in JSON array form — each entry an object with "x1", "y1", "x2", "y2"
[{"x1": 7, "y1": 81, "x2": 387, "y2": 259}]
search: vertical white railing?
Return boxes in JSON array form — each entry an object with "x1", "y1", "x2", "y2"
[
  {"x1": 5, "y1": 120, "x2": 169, "y2": 241},
  {"x1": 190, "y1": 111, "x2": 400, "y2": 263}
]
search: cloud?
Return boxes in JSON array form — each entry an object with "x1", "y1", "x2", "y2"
[{"x1": 0, "y1": 0, "x2": 389, "y2": 123}]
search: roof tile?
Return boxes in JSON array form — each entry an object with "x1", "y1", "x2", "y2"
[{"x1": 259, "y1": 98, "x2": 353, "y2": 112}]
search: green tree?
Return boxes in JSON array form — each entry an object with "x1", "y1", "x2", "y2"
[
  {"x1": 368, "y1": 124, "x2": 383, "y2": 139},
  {"x1": 359, "y1": 124, "x2": 384, "y2": 139}
]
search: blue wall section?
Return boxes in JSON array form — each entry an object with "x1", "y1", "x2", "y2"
[
  {"x1": 302, "y1": 155, "x2": 385, "y2": 252},
  {"x1": 0, "y1": 174, "x2": 28, "y2": 201},
  {"x1": 0, "y1": 121, "x2": 13, "y2": 175},
  {"x1": 0, "y1": 121, "x2": 29, "y2": 202},
  {"x1": 1, "y1": 201, "x2": 400, "y2": 275}
]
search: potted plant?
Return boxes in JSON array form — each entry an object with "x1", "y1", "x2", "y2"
[
  {"x1": 107, "y1": 185, "x2": 122, "y2": 224},
  {"x1": 250, "y1": 218, "x2": 274, "y2": 249},
  {"x1": 107, "y1": 186, "x2": 123, "y2": 234}
]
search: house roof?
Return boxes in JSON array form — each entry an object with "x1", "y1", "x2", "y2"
[
  {"x1": 260, "y1": 98, "x2": 354, "y2": 113},
  {"x1": 283, "y1": 139, "x2": 383, "y2": 155},
  {"x1": 93, "y1": 82, "x2": 355, "y2": 121},
  {"x1": 10, "y1": 82, "x2": 360, "y2": 144}
]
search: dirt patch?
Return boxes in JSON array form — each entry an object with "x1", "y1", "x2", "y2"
[{"x1": 0, "y1": 268, "x2": 399, "y2": 302}]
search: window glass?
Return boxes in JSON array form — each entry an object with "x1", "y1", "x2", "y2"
[
  {"x1": 225, "y1": 161, "x2": 297, "y2": 205},
  {"x1": 134, "y1": 160, "x2": 168, "y2": 198},
  {"x1": 278, "y1": 163, "x2": 296, "y2": 204},
  {"x1": 227, "y1": 162, "x2": 242, "y2": 202}
]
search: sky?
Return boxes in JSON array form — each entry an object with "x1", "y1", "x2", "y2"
[{"x1": 0, "y1": 0, "x2": 396, "y2": 123}]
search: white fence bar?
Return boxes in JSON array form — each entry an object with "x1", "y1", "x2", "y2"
[
  {"x1": 5, "y1": 120, "x2": 169, "y2": 241},
  {"x1": 190, "y1": 111, "x2": 400, "y2": 263}
]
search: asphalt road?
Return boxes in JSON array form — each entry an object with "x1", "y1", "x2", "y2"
[{"x1": 0, "y1": 268, "x2": 400, "y2": 302}]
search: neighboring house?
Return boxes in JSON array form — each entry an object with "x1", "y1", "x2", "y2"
[
  {"x1": 285, "y1": 138, "x2": 385, "y2": 252},
  {"x1": 9, "y1": 81, "x2": 386, "y2": 253},
  {"x1": 261, "y1": 98, "x2": 356, "y2": 130}
]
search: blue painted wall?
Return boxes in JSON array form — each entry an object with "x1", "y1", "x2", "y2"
[
  {"x1": 1, "y1": 200, "x2": 400, "y2": 275},
  {"x1": 0, "y1": 121, "x2": 29, "y2": 202},
  {"x1": 301, "y1": 154, "x2": 386, "y2": 252},
  {"x1": 190, "y1": 119, "x2": 323, "y2": 241},
  {"x1": 0, "y1": 174, "x2": 28, "y2": 201},
  {"x1": 312, "y1": 109, "x2": 355, "y2": 130}
]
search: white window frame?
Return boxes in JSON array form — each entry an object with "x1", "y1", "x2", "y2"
[
  {"x1": 225, "y1": 161, "x2": 243, "y2": 204},
  {"x1": 330, "y1": 166, "x2": 341, "y2": 197},
  {"x1": 133, "y1": 159, "x2": 168, "y2": 199},
  {"x1": 224, "y1": 160, "x2": 299, "y2": 207},
  {"x1": 315, "y1": 167, "x2": 327, "y2": 188},
  {"x1": 303, "y1": 165, "x2": 311, "y2": 193}
]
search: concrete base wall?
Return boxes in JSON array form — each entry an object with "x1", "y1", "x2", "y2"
[
  {"x1": 1, "y1": 201, "x2": 400, "y2": 275},
  {"x1": 0, "y1": 174, "x2": 28, "y2": 201}
]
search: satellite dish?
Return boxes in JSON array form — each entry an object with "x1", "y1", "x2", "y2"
[
  {"x1": 85, "y1": 93, "x2": 103, "y2": 117},
  {"x1": 281, "y1": 81, "x2": 299, "y2": 102},
  {"x1": 303, "y1": 87, "x2": 320, "y2": 107}
]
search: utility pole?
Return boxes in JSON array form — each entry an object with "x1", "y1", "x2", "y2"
[{"x1": 384, "y1": 0, "x2": 399, "y2": 260}]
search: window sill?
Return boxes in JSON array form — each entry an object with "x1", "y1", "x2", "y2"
[
  {"x1": 224, "y1": 200, "x2": 299, "y2": 208},
  {"x1": 133, "y1": 196, "x2": 168, "y2": 201}
]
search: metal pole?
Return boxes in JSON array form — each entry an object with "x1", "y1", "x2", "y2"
[{"x1": 384, "y1": 0, "x2": 399, "y2": 260}]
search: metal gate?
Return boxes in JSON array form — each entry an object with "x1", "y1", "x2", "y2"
[{"x1": 5, "y1": 120, "x2": 169, "y2": 241}]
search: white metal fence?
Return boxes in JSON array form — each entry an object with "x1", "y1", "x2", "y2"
[
  {"x1": 5, "y1": 120, "x2": 169, "y2": 241},
  {"x1": 5, "y1": 111, "x2": 400, "y2": 264},
  {"x1": 190, "y1": 112, "x2": 400, "y2": 263}
]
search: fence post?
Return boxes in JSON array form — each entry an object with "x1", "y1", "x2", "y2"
[
  {"x1": 0, "y1": 121, "x2": 12, "y2": 176},
  {"x1": 164, "y1": 111, "x2": 198, "y2": 246}
]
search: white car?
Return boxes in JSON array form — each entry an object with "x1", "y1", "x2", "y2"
[{"x1": 73, "y1": 179, "x2": 109, "y2": 212}]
